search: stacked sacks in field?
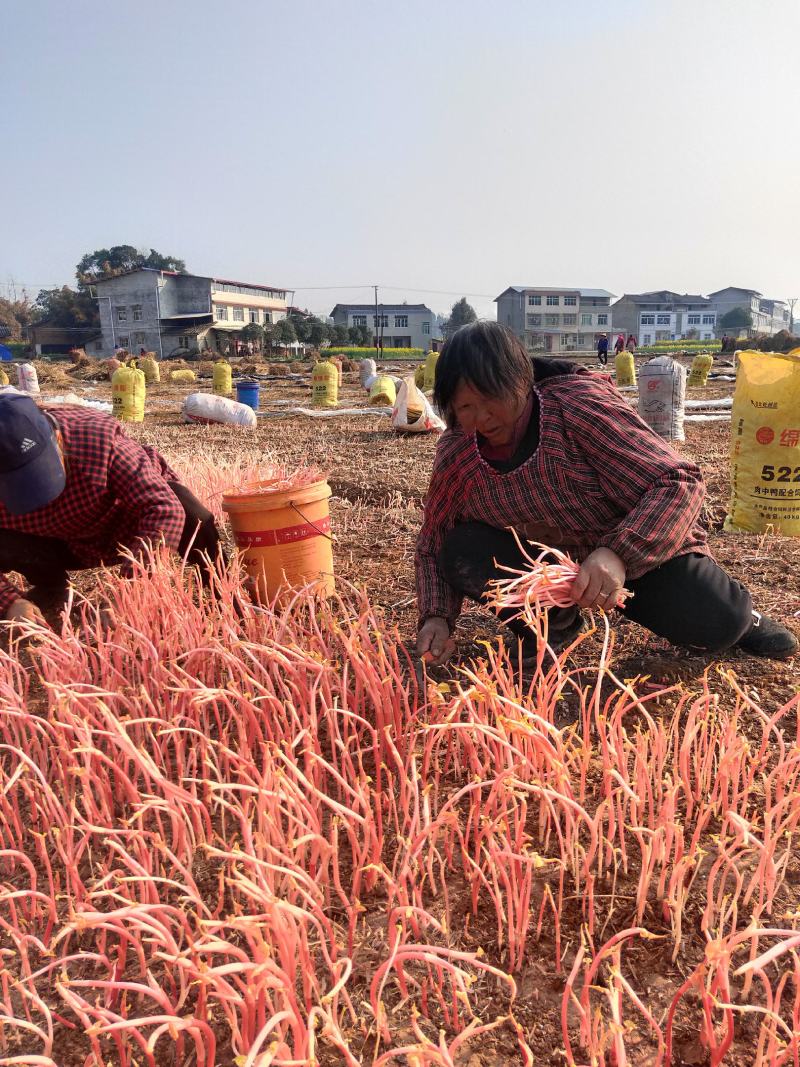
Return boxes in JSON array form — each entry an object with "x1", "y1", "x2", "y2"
[
  {"x1": 170, "y1": 369, "x2": 197, "y2": 384},
  {"x1": 312, "y1": 359, "x2": 338, "y2": 408},
  {"x1": 615, "y1": 351, "x2": 636, "y2": 388},
  {"x1": 369, "y1": 374, "x2": 397, "y2": 407},
  {"x1": 141, "y1": 354, "x2": 160, "y2": 384},
  {"x1": 213, "y1": 359, "x2": 233, "y2": 397},
  {"x1": 638, "y1": 355, "x2": 686, "y2": 441},
  {"x1": 360, "y1": 358, "x2": 377, "y2": 389},
  {"x1": 183, "y1": 392, "x2": 256, "y2": 428},
  {"x1": 725, "y1": 349, "x2": 800, "y2": 535},
  {"x1": 17, "y1": 363, "x2": 40, "y2": 394},
  {"x1": 423, "y1": 350, "x2": 439, "y2": 392},
  {"x1": 112, "y1": 363, "x2": 146, "y2": 422},
  {"x1": 688, "y1": 352, "x2": 714, "y2": 387}
]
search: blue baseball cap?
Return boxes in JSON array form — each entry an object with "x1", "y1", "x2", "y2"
[{"x1": 0, "y1": 394, "x2": 66, "y2": 514}]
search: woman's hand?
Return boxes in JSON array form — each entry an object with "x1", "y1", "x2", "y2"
[
  {"x1": 416, "y1": 616, "x2": 454, "y2": 666},
  {"x1": 572, "y1": 548, "x2": 626, "y2": 610}
]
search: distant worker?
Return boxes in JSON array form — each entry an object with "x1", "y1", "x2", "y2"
[
  {"x1": 596, "y1": 333, "x2": 609, "y2": 366},
  {"x1": 139, "y1": 347, "x2": 147, "y2": 359},
  {"x1": 0, "y1": 395, "x2": 220, "y2": 628},
  {"x1": 626, "y1": 334, "x2": 637, "y2": 353},
  {"x1": 415, "y1": 322, "x2": 797, "y2": 667},
  {"x1": 614, "y1": 334, "x2": 625, "y2": 356}
]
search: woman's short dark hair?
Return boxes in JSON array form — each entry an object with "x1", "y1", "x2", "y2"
[{"x1": 433, "y1": 321, "x2": 534, "y2": 426}]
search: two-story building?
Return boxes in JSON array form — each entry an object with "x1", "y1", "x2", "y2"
[
  {"x1": 91, "y1": 268, "x2": 288, "y2": 358},
  {"x1": 494, "y1": 287, "x2": 615, "y2": 353},
  {"x1": 706, "y1": 287, "x2": 790, "y2": 337},
  {"x1": 610, "y1": 292, "x2": 717, "y2": 345},
  {"x1": 329, "y1": 303, "x2": 440, "y2": 351}
]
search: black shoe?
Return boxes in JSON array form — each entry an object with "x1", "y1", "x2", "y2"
[{"x1": 737, "y1": 612, "x2": 798, "y2": 660}]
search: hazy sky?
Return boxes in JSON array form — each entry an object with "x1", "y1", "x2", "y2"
[{"x1": 3, "y1": 0, "x2": 799, "y2": 321}]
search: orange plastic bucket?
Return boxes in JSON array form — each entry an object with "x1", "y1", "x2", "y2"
[{"x1": 222, "y1": 478, "x2": 335, "y2": 601}]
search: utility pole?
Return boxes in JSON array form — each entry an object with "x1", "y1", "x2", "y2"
[
  {"x1": 374, "y1": 285, "x2": 380, "y2": 361},
  {"x1": 788, "y1": 297, "x2": 797, "y2": 335}
]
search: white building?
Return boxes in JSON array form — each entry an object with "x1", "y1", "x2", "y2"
[
  {"x1": 494, "y1": 286, "x2": 615, "y2": 353},
  {"x1": 92, "y1": 268, "x2": 288, "y2": 358}
]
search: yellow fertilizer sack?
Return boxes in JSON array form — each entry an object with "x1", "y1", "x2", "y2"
[
  {"x1": 414, "y1": 364, "x2": 426, "y2": 389},
  {"x1": 213, "y1": 360, "x2": 233, "y2": 397},
  {"x1": 615, "y1": 351, "x2": 636, "y2": 388},
  {"x1": 141, "y1": 355, "x2": 160, "y2": 384},
  {"x1": 423, "y1": 350, "x2": 439, "y2": 392},
  {"x1": 688, "y1": 352, "x2": 713, "y2": 387},
  {"x1": 312, "y1": 360, "x2": 339, "y2": 408},
  {"x1": 170, "y1": 369, "x2": 196, "y2": 384},
  {"x1": 0, "y1": 369, "x2": 8, "y2": 387},
  {"x1": 112, "y1": 366, "x2": 146, "y2": 422},
  {"x1": 725, "y1": 349, "x2": 800, "y2": 535},
  {"x1": 369, "y1": 374, "x2": 396, "y2": 407}
]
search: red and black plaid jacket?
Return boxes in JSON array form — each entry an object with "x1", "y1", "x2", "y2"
[
  {"x1": 0, "y1": 408, "x2": 183, "y2": 614},
  {"x1": 415, "y1": 371, "x2": 709, "y2": 626}
]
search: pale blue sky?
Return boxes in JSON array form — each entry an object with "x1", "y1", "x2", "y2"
[{"x1": 3, "y1": 0, "x2": 799, "y2": 320}]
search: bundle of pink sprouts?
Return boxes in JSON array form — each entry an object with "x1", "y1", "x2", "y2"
[{"x1": 486, "y1": 533, "x2": 631, "y2": 626}]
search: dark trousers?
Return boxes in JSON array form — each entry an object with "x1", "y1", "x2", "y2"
[
  {"x1": 439, "y1": 522, "x2": 754, "y2": 652},
  {"x1": 0, "y1": 482, "x2": 221, "y2": 608},
  {"x1": 598, "y1": 350, "x2": 608, "y2": 365}
]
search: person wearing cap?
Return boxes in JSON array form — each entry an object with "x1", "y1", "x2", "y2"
[{"x1": 0, "y1": 394, "x2": 220, "y2": 626}]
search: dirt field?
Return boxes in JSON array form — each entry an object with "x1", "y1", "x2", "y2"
[{"x1": 5, "y1": 356, "x2": 800, "y2": 1066}]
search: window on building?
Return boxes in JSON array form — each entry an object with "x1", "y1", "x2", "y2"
[
  {"x1": 233, "y1": 307, "x2": 245, "y2": 322},
  {"x1": 215, "y1": 305, "x2": 229, "y2": 321},
  {"x1": 373, "y1": 315, "x2": 389, "y2": 328},
  {"x1": 117, "y1": 335, "x2": 130, "y2": 348},
  {"x1": 131, "y1": 304, "x2": 143, "y2": 321},
  {"x1": 422, "y1": 321, "x2": 430, "y2": 335},
  {"x1": 528, "y1": 295, "x2": 541, "y2": 306},
  {"x1": 581, "y1": 313, "x2": 592, "y2": 326},
  {"x1": 702, "y1": 314, "x2": 715, "y2": 325},
  {"x1": 546, "y1": 295, "x2": 559, "y2": 306},
  {"x1": 133, "y1": 332, "x2": 146, "y2": 346},
  {"x1": 395, "y1": 315, "x2": 408, "y2": 328},
  {"x1": 597, "y1": 314, "x2": 608, "y2": 326},
  {"x1": 702, "y1": 332, "x2": 713, "y2": 340},
  {"x1": 264, "y1": 312, "x2": 272, "y2": 325},
  {"x1": 642, "y1": 334, "x2": 652, "y2": 344},
  {"x1": 178, "y1": 336, "x2": 190, "y2": 349},
  {"x1": 564, "y1": 295, "x2": 577, "y2": 306},
  {"x1": 563, "y1": 314, "x2": 577, "y2": 325},
  {"x1": 526, "y1": 333, "x2": 546, "y2": 350},
  {"x1": 656, "y1": 314, "x2": 671, "y2": 325},
  {"x1": 117, "y1": 307, "x2": 127, "y2": 322},
  {"x1": 249, "y1": 309, "x2": 259, "y2": 323},
  {"x1": 526, "y1": 314, "x2": 542, "y2": 327},
  {"x1": 351, "y1": 315, "x2": 367, "y2": 326},
  {"x1": 94, "y1": 341, "x2": 103, "y2": 352},
  {"x1": 577, "y1": 334, "x2": 585, "y2": 346},
  {"x1": 545, "y1": 314, "x2": 559, "y2": 327},
  {"x1": 687, "y1": 314, "x2": 701, "y2": 325},
  {"x1": 641, "y1": 314, "x2": 655, "y2": 325}
]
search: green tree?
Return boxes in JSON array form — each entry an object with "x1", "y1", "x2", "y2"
[
  {"x1": 720, "y1": 307, "x2": 753, "y2": 331},
  {"x1": 240, "y1": 322, "x2": 265, "y2": 352},
  {"x1": 307, "y1": 317, "x2": 329, "y2": 348},
  {"x1": 444, "y1": 297, "x2": 478, "y2": 337},
  {"x1": 32, "y1": 286, "x2": 99, "y2": 329},
  {"x1": 290, "y1": 313, "x2": 312, "y2": 343},
  {"x1": 330, "y1": 324, "x2": 349, "y2": 345},
  {"x1": 348, "y1": 324, "x2": 370, "y2": 346},
  {"x1": 273, "y1": 317, "x2": 298, "y2": 347},
  {"x1": 0, "y1": 295, "x2": 32, "y2": 339},
  {"x1": 76, "y1": 245, "x2": 187, "y2": 288}
]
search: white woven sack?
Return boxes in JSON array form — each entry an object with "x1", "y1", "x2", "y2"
[
  {"x1": 182, "y1": 392, "x2": 257, "y2": 429},
  {"x1": 391, "y1": 376, "x2": 446, "y2": 434},
  {"x1": 637, "y1": 356, "x2": 686, "y2": 441}
]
